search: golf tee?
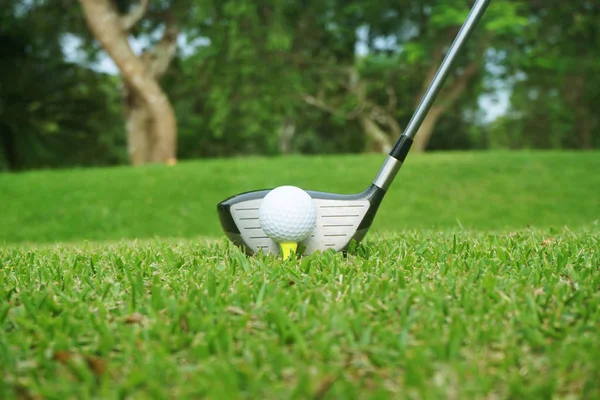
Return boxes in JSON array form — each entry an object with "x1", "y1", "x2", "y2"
[{"x1": 280, "y1": 242, "x2": 298, "y2": 259}]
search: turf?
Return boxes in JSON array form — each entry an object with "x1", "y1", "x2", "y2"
[
  {"x1": 1, "y1": 230, "x2": 599, "y2": 399},
  {"x1": 1, "y1": 150, "x2": 599, "y2": 245},
  {"x1": 1, "y1": 151, "x2": 599, "y2": 398}
]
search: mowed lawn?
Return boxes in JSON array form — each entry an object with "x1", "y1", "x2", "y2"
[
  {"x1": 1, "y1": 231, "x2": 599, "y2": 398},
  {"x1": 1, "y1": 150, "x2": 599, "y2": 245},
  {"x1": 1, "y1": 151, "x2": 599, "y2": 399}
]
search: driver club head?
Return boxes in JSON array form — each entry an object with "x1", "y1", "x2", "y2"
[{"x1": 217, "y1": 184, "x2": 385, "y2": 256}]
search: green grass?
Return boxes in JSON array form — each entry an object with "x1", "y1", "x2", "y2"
[
  {"x1": 1, "y1": 150, "x2": 599, "y2": 245},
  {"x1": 1, "y1": 230, "x2": 599, "y2": 399},
  {"x1": 1, "y1": 151, "x2": 599, "y2": 398}
]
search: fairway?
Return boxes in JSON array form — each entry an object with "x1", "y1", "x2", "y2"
[
  {"x1": 1, "y1": 151, "x2": 599, "y2": 399},
  {"x1": 1, "y1": 151, "x2": 599, "y2": 245}
]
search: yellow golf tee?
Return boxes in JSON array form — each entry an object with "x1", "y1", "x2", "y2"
[{"x1": 280, "y1": 242, "x2": 298, "y2": 259}]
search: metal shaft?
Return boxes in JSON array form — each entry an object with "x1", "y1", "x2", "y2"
[
  {"x1": 402, "y1": 0, "x2": 491, "y2": 140},
  {"x1": 370, "y1": 0, "x2": 491, "y2": 192}
]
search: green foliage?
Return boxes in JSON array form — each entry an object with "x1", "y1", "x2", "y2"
[
  {"x1": 1, "y1": 152, "x2": 599, "y2": 245},
  {"x1": 174, "y1": 0, "x2": 304, "y2": 156},
  {"x1": 0, "y1": 4, "x2": 125, "y2": 171},
  {"x1": 1, "y1": 0, "x2": 599, "y2": 171},
  {"x1": 491, "y1": 1, "x2": 600, "y2": 149},
  {"x1": 430, "y1": 1, "x2": 471, "y2": 28},
  {"x1": 480, "y1": 0, "x2": 529, "y2": 36},
  {"x1": 1, "y1": 229, "x2": 599, "y2": 397},
  {"x1": 427, "y1": 108, "x2": 480, "y2": 150}
]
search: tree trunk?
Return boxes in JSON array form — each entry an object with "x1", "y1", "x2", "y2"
[
  {"x1": 0, "y1": 126, "x2": 18, "y2": 170},
  {"x1": 580, "y1": 110, "x2": 592, "y2": 150},
  {"x1": 124, "y1": 93, "x2": 151, "y2": 165},
  {"x1": 278, "y1": 119, "x2": 296, "y2": 154},
  {"x1": 564, "y1": 75, "x2": 593, "y2": 150},
  {"x1": 78, "y1": 0, "x2": 178, "y2": 165},
  {"x1": 359, "y1": 116, "x2": 393, "y2": 153},
  {"x1": 411, "y1": 106, "x2": 444, "y2": 152}
]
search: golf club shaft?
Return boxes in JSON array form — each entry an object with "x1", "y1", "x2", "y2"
[{"x1": 372, "y1": 0, "x2": 492, "y2": 191}]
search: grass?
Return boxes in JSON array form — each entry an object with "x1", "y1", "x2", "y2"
[
  {"x1": 1, "y1": 150, "x2": 599, "y2": 245},
  {"x1": 1, "y1": 230, "x2": 599, "y2": 399},
  {"x1": 1, "y1": 150, "x2": 599, "y2": 398}
]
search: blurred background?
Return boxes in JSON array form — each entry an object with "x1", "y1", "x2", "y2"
[{"x1": 1, "y1": 0, "x2": 598, "y2": 172}]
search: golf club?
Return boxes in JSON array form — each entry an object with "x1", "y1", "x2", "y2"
[{"x1": 217, "y1": 0, "x2": 492, "y2": 256}]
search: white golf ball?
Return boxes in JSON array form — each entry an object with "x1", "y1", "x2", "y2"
[{"x1": 259, "y1": 186, "x2": 317, "y2": 243}]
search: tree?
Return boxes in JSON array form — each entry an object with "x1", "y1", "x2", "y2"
[
  {"x1": 179, "y1": 0, "x2": 341, "y2": 157},
  {"x1": 0, "y1": 3, "x2": 124, "y2": 171},
  {"x1": 299, "y1": 0, "x2": 528, "y2": 152},
  {"x1": 77, "y1": 0, "x2": 180, "y2": 165},
  {"x1": 7, "y1": 0, "x2": 596, "y2": 173},
  {"x1": 494, "y1": 0, "x2": 600, "y2": 150}
]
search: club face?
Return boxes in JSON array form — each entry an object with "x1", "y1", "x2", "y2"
[{"x1": 217, "y1": 184, "x2": 385, "y2": 256}]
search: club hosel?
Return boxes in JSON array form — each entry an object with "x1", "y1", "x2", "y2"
[{"x1": 372, "y1": 135, "x2": 413, "y2": 191}]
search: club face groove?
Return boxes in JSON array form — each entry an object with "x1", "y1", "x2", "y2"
[{"x1": 217, "y1": 185, "x2": 384, "y2": 256}]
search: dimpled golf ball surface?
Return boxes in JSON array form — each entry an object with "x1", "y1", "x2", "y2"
[{"x1": 259, "y1": 186, "x2": 317, "y2": 243}]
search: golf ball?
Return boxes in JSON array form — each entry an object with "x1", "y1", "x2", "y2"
[{"x1": 259, "y1": 186, "x2": 317, "y2": 243}]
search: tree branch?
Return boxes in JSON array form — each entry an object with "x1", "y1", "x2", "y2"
[
  {"x1": 301, "y1": 94, "x2": 339, "y2": 115},
  {"x1": 442, "y1": 61, "x2": 478, "y2": 105},
  {"x1": 121, "y1": 0, "x2": 149, "y2": 31},
  {"x1": 359, "y1": 116, "x2": 393, "y2": 153},
  {"x1": 141, "y1": 11, "x2": 179, "y2": 78},
  {"x1": 386, "y1": 86, "x2": 397, "y2": 113}
]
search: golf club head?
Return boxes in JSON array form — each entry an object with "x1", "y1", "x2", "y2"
[
  {"x1": 216, "y1": 0, "x2": 491, "y2": 256},
  {"x1": 217, "y1": 184, "x2": 385, "y2": 256}
]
